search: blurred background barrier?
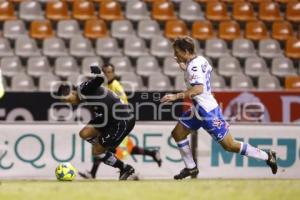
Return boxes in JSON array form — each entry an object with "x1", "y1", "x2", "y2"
[
  {"x1": 0, "y1": 123, "x2": 299, "y2": 180},
  {"x1": 0, "y1": 91, "x2": 299, "y2": 123}
]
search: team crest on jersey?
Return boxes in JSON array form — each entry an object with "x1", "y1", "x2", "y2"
[
  {"x1": 213, "y1": 118, "x2": 223, "y2": 129},
  {"x1": 201, "y1": 62, "x2": 208, "y2": 73}
]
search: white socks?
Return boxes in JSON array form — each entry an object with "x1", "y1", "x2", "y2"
[
  {"x1": 177, "y1": 138, "x2": 196, "y2": 169},
  {"x1": 239, "y1": 142, "x2": 269, "y2": 161}
]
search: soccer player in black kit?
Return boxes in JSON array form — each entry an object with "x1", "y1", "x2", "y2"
[{"x1": 56, "y1": 66, "x2": 135, "y2": 180}]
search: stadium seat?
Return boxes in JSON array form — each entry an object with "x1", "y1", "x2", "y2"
[
  {"x1": 138, "y1": 20, "x2": 162, "y2": 40},
  {"x1": 218, "y1": 56, "x2": 243, "y2": 77},
  {"x1": 19, "y1": 1, "x2": 44, "y2": 21},
  {"x1": 192, "y1": 20, "x2": 214, "y2": 41},
  {"x1": 231, "y1": 74, "x2": 254, "y2": 90},
  {"x1": 259, "y1": 1, "x2": 282, "y2": 22},
  {"x1": 174, "y1": 74, "x2": 186, "y2": 91},
  {"x1": 150, "y1": 36, "x2": 174, "y2": 58},
  {"x1": 286, "y1": 1, "x2": 300, "y2": 23},
  {"x1": 163, "y1": 56, "x2": 182, "y2": 77},
  {"x1": 258, "y1": 74, "x2": 281, "y2": 90},
  {"x1": 111, "y1": 20, "x2": 135, "y2": 40},
  {"x1": 3, "y1": 20, "x2": 27, "y2": 40},
  {"x1": 285, "y1": 37, "x2": 300, "y2": 60},
  {"x1": 46, "y1": 1, "x2": 70, "y2": 21},
  {"x1": 245, "y1": 57, "x2": 269, "y2": 77},
  {"x1": 84, "y1": 19, "x2": 108, "y2": 39},
  {"x1": 272, "y1": 57, "x2": 297, "y2": 77},
  {"x1": 121, "y1": 72, "x2": 145, "y2": 92},
  {"x1": 205, "y1": 39, "x2": 230, "y2": 59},
  {"x1": 109, "y1": 56, "x2": 134, "y2": 76},
  {"x1": 43, "y1": 37, "x2": 69, "y2": 58},
  {"x1": 39, "y1": 73, "x2": 61, "y2": 92},
  {"x1": 206, "y1": 1, "x2": 230, "y2": 22},
  {"x1": 245, "y1": 21, "x2": 269, "y2": 41},
  {"x1": 258, "y1": 39, "x2": 283, "y2": 59},
  {"x1": 30, "y1": 20, "x2": 54, "y2": 40},
  {"x1": 57, "y1": 20, "x2": 81, "y2": 40},
  {"x1": 70, "y1": 36, "x2": 95, "y2": 57},
  {"x1": 152, "y1": 0, "x2": 177, "y2": 21},
  {"x1": 99, "y1": 0, "x2": 124, "y2": 21},
  {"x1": 11, "y1": 73, "x2": 36, "y2": 92},
  {"x1": 81, "y1": 57, "x2": 104, "y2": 76},
  {"x1": 124, "y1": 36, "x2": 149, "y2": 58},
  {"x1": 15, "y1": 36, "x2": 41, "y2": 57},
  {"x1": 136, "y1": 56, "x2": 161, "y2": 77},
  {"x1": 55, "y1": 56, "x2": 80, "y2": 78},
  {"x1": 148, "y1": 73, "x2": 173, "y2": 91},
  {"x1": 233, "y1": 1, "x2": 256, "y2": 22},
  {"x1": 272, "y1": 21, "x2": 294, "y2": 41},
  {"x1": 285, "y1": 76, "x2": 300, "y2": 90},
  {"x1": 218, "y1": 21, "x2": 241, "y2": 41},
  {"x1": 126, "y1": 0, "x2": 150, "y2": 21},
  {"x1": 164, "y1": 20, "x2": 188, "y2": 40},
  {"x1": 0, "y1": 1, "x2": 16, "y2": 21},
  {"x1": 27, "y1": 56, "x2": 52, "y2": 77},
  {"x1": 0, "y1": 38, "x2": 14, "y2": 57},
  {"x1": 0, "y1": 57, "x2": 23, "y2": 77},
  {"x1": 136, "y1": 56, "x2": 159, "y2": 74},
  {"x1": 96, "y1": 37, "x2": 122, "y2": 57},
  {"x1": 232, "y1": 39, "x2": 256, "y2": 59},
  {"x1": 179, "y1": 0, "x2": 204, "y2": 22},
  {"x1": 211, "y1": 72, "x2": 226, "y2": 90},
  {"x1": 72, "y1": 0, "x2": 97, "y2": 21}
]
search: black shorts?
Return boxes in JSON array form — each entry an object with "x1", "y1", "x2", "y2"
[{"x1": 88, "y1": 116, "x2": 135, "y2": 148}]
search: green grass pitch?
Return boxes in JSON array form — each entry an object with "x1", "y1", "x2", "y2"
[{"x1": 0, "y1": 180, "x2": 299, "y2": 200}]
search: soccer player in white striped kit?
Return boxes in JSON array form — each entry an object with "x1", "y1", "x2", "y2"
[{"x1": 161, "y1": 36, "x2": 277, "y2": 179}]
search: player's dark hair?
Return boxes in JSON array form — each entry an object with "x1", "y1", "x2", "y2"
[
  {"x1": 173, "y1": 36, "x2": 195, "y2": 54},
  {"x1": 56, "y1": 84, "x2": 76, "y2": 97},
  {"x1": 102, "y1": 63, "x2": 115, "y2": 72}
]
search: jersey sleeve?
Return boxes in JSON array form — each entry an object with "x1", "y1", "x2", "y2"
[{"x1": 187, "y1": 61, "x2": 206, "y2": 86}]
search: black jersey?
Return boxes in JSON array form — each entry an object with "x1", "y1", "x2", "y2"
[{"x1": 78, "y1": 76, "x2": 131, "y2": 122}]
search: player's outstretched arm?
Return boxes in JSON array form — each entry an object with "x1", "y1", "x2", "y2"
[
  {"x1": 160, "y1": 85, "x2": 203, "y2": 103},
  {"x1": 80, "y1": 66, "x2": 104, "y2": 95}
]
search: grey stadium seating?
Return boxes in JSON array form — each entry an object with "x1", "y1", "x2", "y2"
[
  {"x1": 136, "y1": 56, "x2": 161, "y2": 77},
  {"x1": 0, "y1": 57, "x2": 24, "y2": 77},
  {"x1": 11, "y1": 73, "x2": 36, "y2": 92},
  {"x1": 27, "y1": 56, "x2": 52, "y2": 77},
  {"x1": 43, "y1": 37, "x2": 69, "y2": 58},
  {"x1": 55, "y1": 56, "x2": 80, "y2": 78},
  {"x1": 3, "y1": 20, "x2": 27, "y2": 40}
]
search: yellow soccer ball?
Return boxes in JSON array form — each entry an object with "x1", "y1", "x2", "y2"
[{"x1": 55, "y1": 163, "x2": 77, "y2": 181}]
